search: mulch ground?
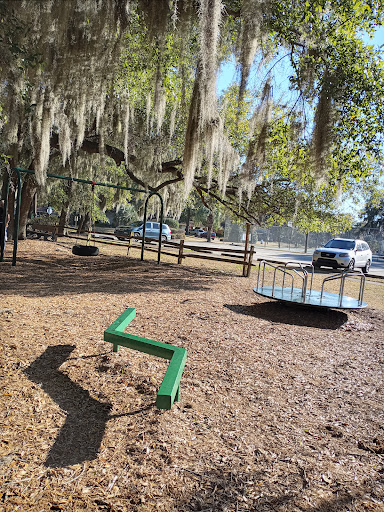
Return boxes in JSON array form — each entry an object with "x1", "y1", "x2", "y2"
[{"x1": 0, "y1": 240, "x2": 384, "y2": 512}]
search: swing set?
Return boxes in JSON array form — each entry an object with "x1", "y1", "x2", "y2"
[{"x1": 1, "y1": 167, "x2": 166, "y2": 266}]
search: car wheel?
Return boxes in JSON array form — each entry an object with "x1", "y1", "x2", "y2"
[
  {"x1": 313, "y1": 262, "x2": 321, "y2": 269},
  {"x1": 72, "y1": 244, "x2": 99, "y2": 256},
  {"x1": 363, "y1": 259, "x2": 371, "y2": 273},
  {"x1": 161, "y1": 234, "x2": 167, "y2": 241},
  {"x1": 348, "y1": 258, "x2": 355, "y2": 270},
  {"x1": 134, "y1": 232, "x2": 140, "y2": 239}
]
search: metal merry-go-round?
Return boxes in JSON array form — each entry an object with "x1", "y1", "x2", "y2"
[{"x1": 254, "y1": 260, "x2": 367, "y2": 309}]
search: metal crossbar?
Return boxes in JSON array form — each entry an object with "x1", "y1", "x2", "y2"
[
  {"x1": 320, "y1": 269, "x2": 366, "y2": 308},
  {"x1": 104, "y1": 308, "x2": 187, "y2": 410},
  {"x1": 254, "y1": 260, "x2": 367, "y2": 309}
]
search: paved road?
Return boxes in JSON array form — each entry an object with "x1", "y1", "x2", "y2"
[
  {"x1": 184, "y1": 238, "x2": 384, "y2": 278},
  {"x1": 253, "y1": 247, "x2": 384, "y2": 278}
]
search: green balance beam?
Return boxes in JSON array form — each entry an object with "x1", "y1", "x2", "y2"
[{"x1": 104, "y1": 308, "x2": 187, "y2": 410}]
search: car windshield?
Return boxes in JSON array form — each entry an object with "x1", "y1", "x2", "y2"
[{"x1": 324, "y1": 240, "x2": 355, "y2": 250}]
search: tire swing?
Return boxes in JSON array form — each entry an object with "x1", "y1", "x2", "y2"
[
  {"x1": 72, "y1": 244, "x2": 99, "y2": 256},
  {"x1": 72, "y1": 181, "x2": 99, "y2": 257}
]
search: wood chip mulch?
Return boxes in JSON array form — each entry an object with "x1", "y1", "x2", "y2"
[{"x1": 0, "y1": 240, "x2": 384, "y2": 512}]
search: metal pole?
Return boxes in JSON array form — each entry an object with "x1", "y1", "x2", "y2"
[
  {"x1": 142, "y1": 192, "x2": 164, "y2": 264},
  {"x1": 243, "y1": 222, "x2": 251, "y2": 277},
  {"x1": 12, "y1": 168, "x2": 22, "y2": 266},
  {"x1": 0, "y1": 173, "x2": 9, "y2": 262},
  {"x1": 9, "y1": 168, "x2": 164, "y2": 266}
]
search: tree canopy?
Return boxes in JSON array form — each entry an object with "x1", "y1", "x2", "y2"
[{"x1": 1, "y1": 0, "x2": 383, "y2": 228}]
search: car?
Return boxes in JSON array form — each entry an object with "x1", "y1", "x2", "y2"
[
  {"x1": 199, "y1": 230, "x2": 216, "y2": 240},
  {"x1": 312, "y1": 238, "x2": 372, "y2": 273},
  {"x1": 189, "y1": 227, "x2": 204, "y2": 236},
  {"x1": 132, "y1": 222, "x2": 172, "y2": 241},
  {"x1": 114, "y1": 222, "x2": 143, "y2": 240},
  {"x1": 91, "y1": 233, "x2": 118, "y2": 241}
]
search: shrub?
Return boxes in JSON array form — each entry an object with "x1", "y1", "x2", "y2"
[
  {"x1": 171, "y1": 229, "x2": 185, "y2": 239},
  {"x1": 164, "y1": 218, "x2": 179, "y2": 229},
  {"x1": 29, "y1": 215, "x2": 59, "y2": 226}
]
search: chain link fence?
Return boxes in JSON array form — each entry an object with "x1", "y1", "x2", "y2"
[{"x1": 223, "y1": 221, "x2": 384, "y2": 255}]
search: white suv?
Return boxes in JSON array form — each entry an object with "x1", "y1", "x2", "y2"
[{"x1": 312, "y1": 238, "x2": 372, "y2": 273}]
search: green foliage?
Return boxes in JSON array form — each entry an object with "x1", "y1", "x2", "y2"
[
  {"x1": 29, "y1": 215, "x2": 59, "y2": 226},
  {"x1": 1, "y1": 0, "x2": 384, "y2": 232},
  {"x1": 163, "y1": 217, "x2": 179, "y2": 228}
]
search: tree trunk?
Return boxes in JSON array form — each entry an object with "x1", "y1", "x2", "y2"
[
  {"x1": 185, "y1": 207, "x2": 191, "y2": 235},
  {"x1": 18, "y1": 174, "x2": 38, "y2": 239},
  {"x1": 58, "y1": 180, "x2": 74, "y2": 236},
  {"x1": 206, "y1": 211, "x2": 213, "y2": 243},
  {"x1": 6, "y1": 177, "x2": 16, "y2": 241},
  {"x1": 77, "y1": 213, "x2": 90, "y2": 233}
]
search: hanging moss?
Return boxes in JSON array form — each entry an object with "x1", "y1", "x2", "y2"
[{"x1": 311, "y1": 81, "x2": 334, "y2": 181}]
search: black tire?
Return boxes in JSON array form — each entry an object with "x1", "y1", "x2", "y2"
[
  {"x1": 134, "y1": 232, "x2": 141, "y2": 239},
  {"x1": 363, "y1": 259, "x2": 371, "y2": 274},
  {"x1": 348, "y1": 258, "x2": 355, "y2": 271},
  {"x1": 72, "y1": 244, "x2": 99, "y2": 256},
  {"x1": 313, "y1": 262, "x2": 321, "y2": 269},
  {"x1": 161, "y1": 234, "x2": 167, "y2": 242}
]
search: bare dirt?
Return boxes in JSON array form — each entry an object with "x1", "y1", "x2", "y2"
[{"x1": 0, "y1": 240, "x2": 384, "y2": 512}]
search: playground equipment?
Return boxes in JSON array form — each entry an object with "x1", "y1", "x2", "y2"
[
  {"x1": 254, "y1": 260, "x2": 367, "y2": 309},
  {"x1": 1, "y1": 168, "x2": 165, "y2": 266},
  {"x1": 104, "y1": 308, "x2": 187, "y2": 410}
]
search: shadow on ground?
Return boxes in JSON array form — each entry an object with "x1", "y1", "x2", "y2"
[
  {"x1": 225, "y1": 301, "x2": 348, "y2": 329},
  {"x1": 0, "y1": 253, "x2": 226, "y2": 297},
  {"x1": 24, "y1": 345, "x2": 153, "y2": 467}
]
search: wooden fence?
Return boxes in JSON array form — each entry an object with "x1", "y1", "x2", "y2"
[{"x1": 54, "y1": 227, "x2": 256, "y2": 277}]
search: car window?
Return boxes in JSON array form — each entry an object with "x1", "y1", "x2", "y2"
[
  {"x1": 362, "y1": 242, "x2": 370, "y2": 251},
  {"x1": 153, "y1": 223, "x2": 160, "y2": 229},
  {"x1": 324, "y1": 240, "x2": 355, "y2": 250},
  {"x1": 145, "y1": 222, "x2": 152, "y2": 228}
]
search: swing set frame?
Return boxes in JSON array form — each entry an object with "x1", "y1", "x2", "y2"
[{"x1": 1, "y1": 167, "x2": 165, "y2": 266}]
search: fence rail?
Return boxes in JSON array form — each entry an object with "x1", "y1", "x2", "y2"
[{"x1": 59, "y1": 227, "x2": 255, "y2": 277}]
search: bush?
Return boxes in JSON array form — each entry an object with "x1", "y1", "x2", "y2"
[
  {"x1": 29, "y1": 215, "x2": 59, "y2": 226},
  {"x1": 171, "y1": 229, "x2": 185, "y2": 239},
  {"x1": 164, "y1": 218, "x2": 179, "y2": 229}
]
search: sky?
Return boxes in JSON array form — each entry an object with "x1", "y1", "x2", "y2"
[
  {"x1": 216, "y1": 25, "x2": 384, "y2": 221},
  {"x1": 218, "y1": 26, "x2": 384, "y2": 94}
]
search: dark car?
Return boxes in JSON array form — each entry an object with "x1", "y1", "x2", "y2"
[
  {"x1": 199, "y1": 231, "x2": 216, "y2": 240},
  {"x1": 114, "y1": 222, "x2": 143, "y2": 240}
]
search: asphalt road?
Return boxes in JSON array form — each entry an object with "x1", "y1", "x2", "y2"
[{"x1": 184, "y1": 238, "x2": 384, "y2": 278}]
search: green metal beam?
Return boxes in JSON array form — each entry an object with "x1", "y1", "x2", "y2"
[{"x1": 104, "y1": 308, "x2": 187, "y2": 410}]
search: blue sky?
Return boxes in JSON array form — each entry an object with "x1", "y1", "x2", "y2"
[
  {"x1": 216, "y1": 25, "x2": 384, "y2": 220},
  {"x1": 218, "y1": 26, "x2": 384, "y2": 93}
]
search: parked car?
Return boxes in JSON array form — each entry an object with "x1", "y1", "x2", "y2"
[
  {"x1": 91, "y1": 233, "x2": 118, "y2": 241},
  {"x1": 189, "y1": 227, "x2": 204, "y2": 236},
  {"x1": 312, "y1": 238, "x2": 372, "y2": 272},
  {"x1": 199, "y1": 230, "x2": 216, "y2": 240},
  {"x1": 133, "y1": 222, "x2": 172, "y2": 241},
  {"x1": 114, "y1": 222, "x2": 143, "y2": 240}
]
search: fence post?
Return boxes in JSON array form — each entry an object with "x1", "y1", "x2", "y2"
[
  {"x1": 127, "y1": 235, "x2": 131, "y2": 257},
  {"x1": 178, "y1": 239, "x2": 184, "y2": 265},
  {"x1": 246, "y1": 245, "x2": 255, "y2": 277},
  {"x1": 243, "y1": 222, "x2": 251, "y2": 276}
]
